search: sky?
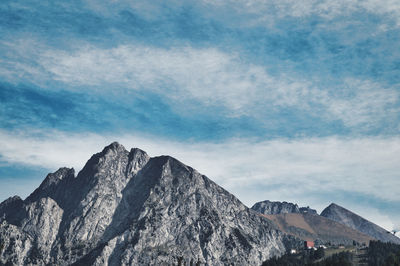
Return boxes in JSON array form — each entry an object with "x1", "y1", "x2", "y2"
[{"x1": 0, "y1": 0, "x2": 399, "y2": 231}]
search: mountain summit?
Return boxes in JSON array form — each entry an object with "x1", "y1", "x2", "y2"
[
  {"x1": 251, "y1": 200, "x2": 318, "y2": 215},
  {"x1": 321, "y1": 203, "x2": 400, "y2": 244},
  {"x1": 251, "y1": 201, "x2": 373, "y2": 246},
  {"x1": 0, "y1": 142, "x2": 292, "y2": 265}
]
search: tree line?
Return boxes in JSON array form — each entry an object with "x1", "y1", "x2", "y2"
[{"x1": 262, "y1": 240, "x2": 400, "y2": 266}]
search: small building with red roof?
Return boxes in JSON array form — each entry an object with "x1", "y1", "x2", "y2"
[{"x1": 304, "y1": 241, "x2": 315, "y2": 249}]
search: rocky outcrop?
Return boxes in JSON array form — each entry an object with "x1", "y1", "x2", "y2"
[
  {"x1": 251, "y1": 200, "x2": 318, "y2": 215},
  {"x1": 321, "y1": 203, "x2": 400, "y2": 244},
  {"x1": 0, "y1": 142, "x2": 292, "y2": 265},
  {"x1": 251, "y1": 200, "x2": 300, "y2": 215},
  {"x1": 299, "y1": 207, "x2": 318, "y2": 215}
]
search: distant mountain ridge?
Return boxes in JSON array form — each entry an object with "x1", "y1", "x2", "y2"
[
  {"x1": 251, "y1": 200, "x2": 318, "y2": 215},
  {"x1": 0, "y1": 142, "x2": 296, "y2": 266},
  {"x1": 260, "y1": 212, "x2": 373, "y2": 246},
  {"x1": 321, "y1": 203, "x2": 400, "y2": 245},
  {"x1": 251, "y1": 200, "x2": 400, "y2": 245}
]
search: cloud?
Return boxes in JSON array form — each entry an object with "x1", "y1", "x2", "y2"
[
  {"x1": 2, "y1": 0, "x2": 400, "y2": 136},
  {"x1": 85, "y1": 0, "x2": 400, "y2": 28},
  {"x1": 2, "y1": 41, "x2": 398, "y2": 131},
  {"x1": 0, "y1": 128, "x2": 399, "y2": 202},
  {"x1": 39, "y1": 44, "x2": 293, "y2": 113},
  {"x1": 84, "y1": 0, "x2": 400, "y2": 21},
  {"x1": 0, "y1": 128, "x2": 399, "y2": 229},
  {"x1": 0, "y1": 42, "x2": 270, "y2": 111},
  {"x1": 199, "y1": 0, "x2": 400, "y2": 26},
  {"x1": 322, "y1": 79, "x2": 399, "y2": 128},
  {"x1": 40, "y1": 44, "x2": 328, "y2": 116}
]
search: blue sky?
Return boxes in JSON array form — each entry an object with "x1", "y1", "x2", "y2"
[{"x1": 1, "y1": 0, "x2": 399, "y2": 231}]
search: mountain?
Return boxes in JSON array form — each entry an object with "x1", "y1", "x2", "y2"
[
  {"x1": 252, "y1": 200, "x2": 400, "y2": 246},
  {"x1": 299, "y1": 207, "x2": 318, "y2": 215},
  {"x1": 321, "y1": 203, "x2": 400, "y2": 245},
  {"x1": 251, "y1": 200, "x2": 317, "y2": 215},
  {"x1": 259, "y1": 212, "x2": 373, "y2": 246},
  {"x1": 0, "y1": 142, "x2": 295, "y2": 265}
]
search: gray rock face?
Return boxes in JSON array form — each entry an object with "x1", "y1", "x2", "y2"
[
  {"x1": 251, "y1": 200, "x2": 300, "y2": 215},
  {"x1": 0, "y1": 142, "x2": 291, "y2": 265},
  {"x1": 251, "y1": 200, "x2": 318, "y2": 215},
  {"x1": 299, "y1": 207, "x2": 318, "y2": 215},
  {"x1": 321, "y1": 203, "x2": 400, "y2": 244}
]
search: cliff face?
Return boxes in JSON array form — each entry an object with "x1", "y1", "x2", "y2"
[
  {"x1": 251, "y1": 200, "x2": 301, "y2": 215},
  {"x1": 321, "y1": 203, "x2": 400, "y2": 244},
  {"x1": 251, "y1": 200, "x2": 318, "y2": 215},
  {"x1": 0, "y1": 142, "x2": 290, "y2": 265}
]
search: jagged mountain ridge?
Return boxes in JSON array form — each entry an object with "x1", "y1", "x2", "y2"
[
  {"x1": 259, "y1": 212, "x2": 373, "y2": 246},
  {"x1": 251, "y1": 200, "x2": 318, "y2": 215},
  {"x1": 321, "y1": 203, "x2": 400, "y2": 245},
  {"x1": 252, "y1": 200, "x2": 400, "y2": 245},
  {"x1": 0, "y1": 142, "x2": 294, "y2": 265}
]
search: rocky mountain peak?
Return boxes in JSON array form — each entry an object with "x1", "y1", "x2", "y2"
[
  {"x1": 326, "y1": 202, "x2": 339, "y2": 209},
  {"x1": 0, "y1": 195, "x2": 25, "y2": 226},
  {"x1": 25, "y1": 167, "x2": 75, "y2": 204},
  {"x1": 321, "y1": 203, "x2": 400, "y2": 244},
  {"x1": 251, "y1": 200, "x2": 318, "y2": 216},
  {"x1": 129, "y1": 147, "x2": 148, "y2": 157},
  {"x1": 0, "y1": 143, "x2": 294, "y2": 265},
  {"x1": 251, "y1": 200, "x2": 300, "y2": 215},
  {"x1": 39, "y1": 167, "x2": 75, "y2": 188},
  {"x1": 0, "y1": 195, "x2": 22, "y2": 206},
  {"x1": 299, "y1": 206, "x2": 318, "y2": 215},
  {"x1": 76, "y1": 142, "x2": 130, "y2": 182},
  {"x1": 0, "y1": 196, "x2": 23, "y2": 215},
  {"x1": 103, "y1": 141, "x2": 127, "y2": 153},
  {"x1": 320, "y1": 203, "x2": 350, "y2": 221},
  {"x1": 127, "y1": 147, "x2": 150, "y2": 175}
]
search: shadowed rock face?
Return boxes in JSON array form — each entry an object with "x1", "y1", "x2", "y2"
[
  {"x1": 0, "y1": 142, "x2": 291, "y2": 266},
  {"x1": 321, "y1": 203, "x2": 400, "y2": 244}
]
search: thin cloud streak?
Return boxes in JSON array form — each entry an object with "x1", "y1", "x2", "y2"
[
  {"x1": 199, "y1": 0, "x2": 400, "y2": 26},
  {"x1": 88, "y1": 0, "x2": 400, "y2": 28},
  {"x1": 2, "y1": 42, "x2": 398, "y2": 131},
  {"x1": 0, "y1": 129, "x2": 398, "y2": 230},
  {"x1": 0, "y1": 129, "x2": 399, "y2": 203}
]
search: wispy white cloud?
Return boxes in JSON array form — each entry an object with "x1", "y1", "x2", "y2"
[
  {"x1": 89, "y1": 0, "x2": 400, "y2": 28},
  {"x1": 85, "y1": 0, "x2": 400, "y2": 19},
  {"x1": 39, "y1": 44, "x2": 290, "y2": 113},
  {"x1": 322, "y1": 79, "x2": 399, "y2": 128},
  {"x1": 0, "y1": 129, "x2": 399, "y2": 229},
  {"x1": 200, "y1": 0, "x2": 400, "y2": 27},
  {"x1": 0, "y1": 39, "x2": 50, "y2": 86},
  {"x1": 2, "y1": 41, "x2": 397, "y2": 129}
]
